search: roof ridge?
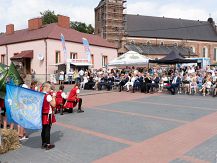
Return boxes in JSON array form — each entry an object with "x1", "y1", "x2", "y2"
[{"x1": 127, "y1": 14, "x2": 207, "y2": 23}]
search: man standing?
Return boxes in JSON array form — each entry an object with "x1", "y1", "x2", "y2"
[
  {"x1": 41, "y1": 82, "x2": 56, "y2": 150},
  {"x1": 79, "y1": 69, "x2": 85, "y2": 82},
  {"x1": 67, "y1": 69, "x2": 74, "y2": 84}
]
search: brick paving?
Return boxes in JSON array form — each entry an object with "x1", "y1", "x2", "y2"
[{"x1": 1, "y1": 90, "x2": 217, "y2": 163}]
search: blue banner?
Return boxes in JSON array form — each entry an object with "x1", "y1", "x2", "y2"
[
  {"x1": 82, "y1": 38, "x2": 91, "y2": 63},
  {"x1": 5, "y1": 84, "x2": 45, "y2": 130},
  {"x1": 61, "y1": 33, "x2": 67, "y2": 63}
]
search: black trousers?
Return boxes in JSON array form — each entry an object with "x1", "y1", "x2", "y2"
[
  {"x1": 119, "y1": 81, "x2": 126, "y2": 91},
  {"x1": 41, "y1": 115, "x2": 51, "y2": 146},
  {"x1": 41, "y1": 124, "x2": 51, "y2": 145},
  {"x1": 168, "y1": 84, "x2": 179, "y2": 95},
  {"x1": 141, "y1": 83, "x2": 149, "y2": 93},
  {"x1": 74, "y1": 98, "x2": 82, "y2": 110}
]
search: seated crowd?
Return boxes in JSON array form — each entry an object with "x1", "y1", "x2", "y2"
[{"x1": 76, "y1": 65, "x2": 217, "y2": 96}]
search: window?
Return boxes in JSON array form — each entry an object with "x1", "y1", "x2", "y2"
[
  {"x1": 160, "y1": 41, "x2": 164, "y2": 46},
  {"x1": 102, "y1": 55, "x2": 108, "y2": 67},
  {"x1": 55, "y1": 51, "x2": 61, "y2": 64},
  {"x1": 1, "y1": 54, "x2": 5, "y2": 64},
  {"x1": 214, "y1": 48, "x2": 217, "y2": 61},
  {"x1": 103, "y1": 32, "x2": 106, "y2": 39},
  {"x1": 190, "y1": 46, "x2": 196, "y2": 53},
  {"x1": 202, "y1": 47, "x2": 208, "y2": 58},
  {"x1": 70, "y1": 52, "x2": 78, "y2": 59},
  {"x1": 91, "y1": 54, "x2": 94, "y2": 66},
  {"x1": 97, "y1": 12, "x2": 100, "y2": 21}
]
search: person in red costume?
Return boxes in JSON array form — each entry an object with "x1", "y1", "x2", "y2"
[
  {"x1": 55, "y1": 85, "x2": 67, "y2": 115},
  {"x1": 64, "y1": 83, "x2": 84, "y2": 113},
  {"x1": 41, "y1": 82, "x2": 56, "y2": 150}
]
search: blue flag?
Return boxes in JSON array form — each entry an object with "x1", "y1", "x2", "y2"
[
  {"x1": 61, "y1": 33, "x2": 67, "y2": 63},
  {"x1": 5, "y1": 84, "x2": 45, "y2": 130},
  {"x1": 82, "y1": 38, "x2": 91, "y2": 63}
]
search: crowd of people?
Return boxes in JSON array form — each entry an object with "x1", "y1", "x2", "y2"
[{"x1": 66, "y1": 65, "x2": 217, "y2": 96}]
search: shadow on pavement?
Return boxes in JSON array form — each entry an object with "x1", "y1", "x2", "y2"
[{"x1": 22, "y1": 130, "x2": 64, "y2": 148}]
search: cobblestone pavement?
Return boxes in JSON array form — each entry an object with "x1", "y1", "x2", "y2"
[{"x1": 1, "y1": 90, "x2": 217, "y2": 163}]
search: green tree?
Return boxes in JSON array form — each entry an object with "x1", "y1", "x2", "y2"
[
  {"x1": 70, "y1": 21, "x2": 94, "y2": 34},
  {"x1": 87, "y1": 24, "x2": 94, "y2": 34},
  {"x1": 40, "y1": 10, "x2": 95, "y2": 34},
  {"x1": 40, "y1": 10, "x2": 58, "y2": 25}
]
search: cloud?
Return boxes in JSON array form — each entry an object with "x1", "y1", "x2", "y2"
[
  {"x1": 158, "y1": 3, "x2": 208, "y2": 21},
  {"x1": 1, "y1": 0, "x2": 217, "y2": 32},
  {"x1": 0, "y1": 0, "x2": 94, "y2": 32},
  {"x1": 127, "y1": 1, "x2": 215, "y2": 22},
  {"x1": 127, "y1": 1, "x2": 158, "y2": 16}
]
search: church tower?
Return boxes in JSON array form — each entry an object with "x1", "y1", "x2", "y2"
[{"x1": 95, "y1": 0, "x2": 127, "y2": 48}]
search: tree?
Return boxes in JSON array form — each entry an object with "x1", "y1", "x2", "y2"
[
  {"x1": 40, "y1": 10, "x2": 58, "y2": 25},
  {"x1": 70, "y1": 21, "x2": 94, "y2": 34},
  {"x1": 87, "y1": 24, "x2": 94, "y2": 34},
  {"x1": 40, "y1": 10, "x2": 95, "y2": 34}
]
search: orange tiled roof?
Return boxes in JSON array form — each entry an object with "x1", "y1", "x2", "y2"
[{"x1": 0, "y1": 23, "x2": 117, "y2": 49}]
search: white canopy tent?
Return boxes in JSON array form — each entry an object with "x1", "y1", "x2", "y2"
[{"x1": 108, "y1": 51, "x2": 149, "y2": 67}]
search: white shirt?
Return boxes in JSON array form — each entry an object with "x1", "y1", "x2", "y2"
[
  {"x1": 76, "y1": 89, "x2": 80, "y2": 94},
  {"x1": 61, "y1": 92, "x2": 67, "y2": 99},
  {"x1": 79, "y1": 70, "x2": 84, "y2": 76},
  {"x1": 172, "y1": 76, "x2": 177, "y2": 84},
  {"x1": 68, "y1": 71, "x2": 73, "y2": 77},
  {"x1": 83, "y1": 76, "x2": 89, "y2": 83},
  {"x1": 22, "y1": 84, "x2": 28, "y2": 88},
  {"x1": 131, "y1": 76, "x2": 137, "y2": 83},
  {"x1": 46, "y1": 94, "x2": 53, "y2": 114}
]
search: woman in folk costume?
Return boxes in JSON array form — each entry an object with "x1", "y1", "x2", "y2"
[
  {"x1": 55, "y1": 85, "x2": 67, "y2": 115},
  {"x1": 64, "y1": 83, "x2": 84, "y2": 113},
  {"x1": 41, "y1": 82, "x2": 56, "y2": 150}
]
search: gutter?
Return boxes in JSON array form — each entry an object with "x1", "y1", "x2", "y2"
[
  {"x1": 5, "y1": 45, "x2": 8, "y2": 65},
  {"x1": 44, "y1": 39, "x2": 47, "y2": 81}
]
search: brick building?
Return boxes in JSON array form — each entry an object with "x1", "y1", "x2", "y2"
[
  {"x1": 95, "y1": 0, "x2": 127, "y2": 48},
  {"x1": 95, "y1": 0, "x2": 217, "y2": 63}
]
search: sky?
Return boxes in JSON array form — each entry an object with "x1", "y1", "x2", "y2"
[{"x1": 0, "y1": 0, "x2": 217, "y2": 32}]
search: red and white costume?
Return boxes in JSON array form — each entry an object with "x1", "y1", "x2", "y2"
[
  {"x1": 64, "y1": 87, "x2": 80, "y2": 108},
  {"x1": 42, "y1": 94, "x2": 56, "y2": 125}
]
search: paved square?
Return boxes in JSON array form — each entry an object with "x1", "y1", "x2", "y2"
[{"x1": 1, "y1": 92, "x2": 217, "y2": 163}]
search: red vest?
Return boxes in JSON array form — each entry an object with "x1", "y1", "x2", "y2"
[
  {"x1": 64, "y1": 87, "x2": 79, "y2": 108},
  {"x1": 67, "y1": 87, "x2": 78, "y2": 102},
  {"x1": 42, "y1": 94, "x2": 56, "y2": 125},
  {"x1": 56, "y1": 91, "x2": 64, "y2": 106}
]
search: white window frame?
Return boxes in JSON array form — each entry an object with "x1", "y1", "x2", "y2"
[
  {"x1": 214, "y1": 48, "x2": 217, "y2": 61},
  {"x1": 102, "y1": 55, "x2": 108, "y2": 67},
  {"x1": 202, "y1": 46, "x2": 208, "y2": 58}
]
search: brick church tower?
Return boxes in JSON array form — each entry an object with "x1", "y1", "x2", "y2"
[{"x1": 95, "y1": 0, "x2": 127, "y2": 48}]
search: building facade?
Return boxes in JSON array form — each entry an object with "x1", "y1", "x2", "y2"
[
  {"x1": 95, "y1": 0, "x2": 126, "y2": 48},
  {"x1": 0, "y1": 15, "x2": 117, "y2": 82},
  {"x1": 95, "y1": 0, "x2": 217, "y2": 63}
]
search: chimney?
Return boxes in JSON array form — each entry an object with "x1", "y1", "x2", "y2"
[
  {"x1": 6, "y1": 24, "x2": 14, "y2": 35},
  {"x1": 57, "y1": 15, "x2": 70, "y2": 28},
  {"x1": 28, "y1": 18, "x2": 42, "y2": 30}
]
